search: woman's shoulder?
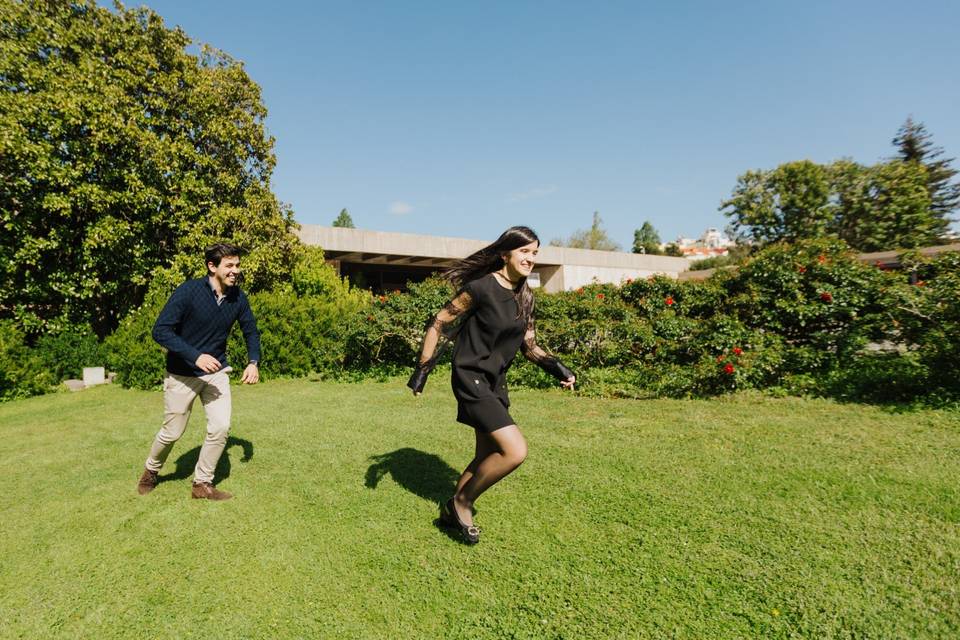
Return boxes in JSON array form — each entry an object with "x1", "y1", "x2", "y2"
[{"x1": 463, "y1": 273, "x2": 494, "y2": 296}]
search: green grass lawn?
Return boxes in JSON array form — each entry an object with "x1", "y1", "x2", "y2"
[{"x1": 1, "y1": 379, "x2": 958, "y2": 639}]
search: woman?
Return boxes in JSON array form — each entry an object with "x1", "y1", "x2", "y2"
[{"x1": 408, "y1": 226, "x2": 576, "y2": 544}]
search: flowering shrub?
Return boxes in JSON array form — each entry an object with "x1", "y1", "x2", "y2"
[
  {"x1": 724, "y1": 239, "x2": 900, "y2": 376},
  {"x1": 890, "y1": 250, "x2": 960, "y2": 397},
  {"x1": 343, "y1": 277, "x2": 453, "y2": 375}
]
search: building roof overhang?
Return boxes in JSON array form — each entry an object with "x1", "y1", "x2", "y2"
[{"x1": 296, "y1": 225, "x2": 689, "y2": 270}]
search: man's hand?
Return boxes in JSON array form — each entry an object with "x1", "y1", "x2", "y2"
[
  {"x1": 560, "y1": 376, "x2": 576, "y2": 391},
  {"x1": 241, "y1": 362, "x2": 260, "y2": 384},
  {"x1": 195, "y1": 354, "x2": 221, "y2": 374}
]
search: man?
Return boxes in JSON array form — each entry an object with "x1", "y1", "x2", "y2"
[{"x1": 136, "y1": 243, "x2": 261, "y2": 500}]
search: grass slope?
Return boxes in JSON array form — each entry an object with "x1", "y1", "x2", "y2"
[{"x1": 0, "y1": 380, "x2": 958, "y2": 638}]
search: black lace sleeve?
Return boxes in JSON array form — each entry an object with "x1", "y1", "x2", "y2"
[
  {"x1": 407, "y1": 289, "x2": 475, "y2": 393},
  {"x1": 521, "y1": 316, "x2": 575, "y2": 382}
]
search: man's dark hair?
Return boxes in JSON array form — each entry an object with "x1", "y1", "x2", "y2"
[{"x1": 205, "y1": 243, "x2": 243, "y2": 269}]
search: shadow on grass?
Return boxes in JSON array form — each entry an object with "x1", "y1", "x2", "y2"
[
  {"x1": 365, "y1": 448, "x2": 474, "y2": 544},
  {"x1": 158, "y1": 436, "x2": 254, "y2": 486},
  {"x1": 365, "y1": 447, "x2": 458, "y2": 503}
]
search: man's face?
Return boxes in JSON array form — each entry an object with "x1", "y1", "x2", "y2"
[{"x1": 208, "y1": 255, "x2": 241, "y2": 288}]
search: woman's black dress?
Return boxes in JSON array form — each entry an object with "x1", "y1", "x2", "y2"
[
  {"x1": 408, "y1": 273, "x2": 575, "y2": 433},
  {"x1": 450, "y1": 274, "x2": 526, "y2": 431}
]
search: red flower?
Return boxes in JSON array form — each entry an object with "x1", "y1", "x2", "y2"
[
  {"x1": 723, "y1": 363, "x2": 735, "y2": 375},
  {"x1": 665, "y1": 296, "x2": 674, "y2": 306},
  {"x1": 378, "y1": 295, "x2": 386, "y2": 303},
  {"x1": 716, "y1": 355, "x2": 725, "y2": 363},
  {"x1": 817, "y1": 254, "x2": 827, "y2": 264},
  {"x1": 797, "y1": 266, "x2": 807, "y2": 274},
  {"x1": 820, "y1": 292, "x2": 833, "y2": 303},
  {"x1": 733, "y1": 347, "x2": 743, "y2": 355},
  {"x1": 596, "y1": 293, "x2": 605, "y2": 300}
]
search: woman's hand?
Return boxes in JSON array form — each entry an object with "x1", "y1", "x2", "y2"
[{"x1": 560, "y1": 376, "x2": 576, "y2": 391}]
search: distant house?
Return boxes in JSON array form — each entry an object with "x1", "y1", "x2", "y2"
[{"x1": 668, "y1": 227, "x2": 734, "y2": 262}]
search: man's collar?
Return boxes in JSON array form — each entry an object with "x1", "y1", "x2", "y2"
[{"x1": 206, "y1": 276, "x2": 230, "y2": 297}]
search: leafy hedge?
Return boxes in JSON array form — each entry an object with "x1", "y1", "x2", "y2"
[
  {"x1": 5, "y1": 240, "x2": 960, "y2": 405},
  {"x1": 333, "y1": 238, "x2": 960, "y2": 403}
]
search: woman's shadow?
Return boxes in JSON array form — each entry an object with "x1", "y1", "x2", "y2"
[
  {"x1": 158, "y1": 436, "x2": 254, "y2": 486},
  {"x1": 365, "y1": 448, "x2": 470, "y2": 543}
]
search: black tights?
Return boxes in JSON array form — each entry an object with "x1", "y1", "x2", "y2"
[{"x1": 452, "y1": 425, "x2": 527, "y2": 526}]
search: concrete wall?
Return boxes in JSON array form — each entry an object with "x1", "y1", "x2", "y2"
[
  {"x1": 547, "y1": 265, "x2": 670, "y2": 292},
  {"x1": 296, "y1": 224, "x2": 690, "y2": 290},
  {"x1": 296, "y1": 225, "x2": 489, "y2": 261}
]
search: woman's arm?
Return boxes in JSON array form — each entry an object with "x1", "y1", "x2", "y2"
[
  {"x1": 520, "y1": 317, "x2": 576, "y2": 388},
  {"x1": 407, "y1": 289, "x2": 474, "y2": 394}
]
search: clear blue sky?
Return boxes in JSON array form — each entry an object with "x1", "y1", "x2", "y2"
[{"x1": 130, "y1": 0, "x2": 959, "y2": 246}]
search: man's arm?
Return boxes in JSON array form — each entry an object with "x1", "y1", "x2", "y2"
[
  {"x1": 152, "y1": 285, "x2": 203, "y2": 365},
  {"x1": 237, "y1": 294, "x2": 261, "y2": 384}
]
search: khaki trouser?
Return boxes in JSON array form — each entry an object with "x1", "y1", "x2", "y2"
[{"x1": 145, "y1": 370, "x2": 232, "y2": 484}]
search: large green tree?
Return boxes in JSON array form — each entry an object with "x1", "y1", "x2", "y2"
[
  {"x1": 832, "y1": 159, "x2": 936, "y2": 252},
  {"x1": 721, "y1": 160, "x2": 833, "y2": 246},
  {"x1": 0, "y1": 0, "x2": 300, "y2": 337},
  {"x1": 722, "y1": 158, "x2": 938, "y2": 252}
]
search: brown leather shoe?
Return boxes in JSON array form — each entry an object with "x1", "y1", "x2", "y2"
[
  {"x1": 191, "y1": 482, "x2": 232, "y2": 501},
  {"x1": 137, "y1": 468, "x2": 158, "y2": 495}
]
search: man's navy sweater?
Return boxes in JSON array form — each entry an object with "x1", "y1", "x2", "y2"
[{"x1": 152, "y1": 278, "x2": 261, "y2": 377}]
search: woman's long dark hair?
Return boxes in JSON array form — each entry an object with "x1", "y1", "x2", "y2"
[{"x1": 445, "y1": 226, "x2": 540, "y2": 326}]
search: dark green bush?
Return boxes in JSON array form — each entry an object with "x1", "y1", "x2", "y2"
[
  {"x1": 228, "y1": 288, "x2": 366, "y2": 379},
  {"x1": 34, "y1": 325, "x2": 104, "y2": 382},
  {"x1": 534, "y1": 284, "x2": 650, "y2": 369},
  {"x1": 0, "y1": 320, "x2": 55, "y2": 400},
  {"x1": 103, "y1": 289, "x2": 168, "y2": 390}
]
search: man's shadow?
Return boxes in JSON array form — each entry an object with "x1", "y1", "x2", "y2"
[
  {"x1": 158, "y1": 436, "x2": 254, "y2": 486},
  {"x1": 365, "y1": 448, "x2": 471, "y2": 543}
]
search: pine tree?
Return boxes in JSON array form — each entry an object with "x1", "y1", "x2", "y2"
[
  {"x1": 892, "y1": 117, "x2": 960, "y2": 220},
  {"x1": 332, "y1": 208, "x2": 355, "y2": 228}
]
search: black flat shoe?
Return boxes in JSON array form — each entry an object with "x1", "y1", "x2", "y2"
[
  {"x1": 446, "y1": 498, "x2": 480, "y2": 544},
  {"x1": 438, "y1": 500, "x2": 457, "y2": 528}
]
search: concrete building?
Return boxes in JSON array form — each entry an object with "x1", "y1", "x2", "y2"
[{"x1": 296, "y1": 225, "x2": 689, "y2": 293}]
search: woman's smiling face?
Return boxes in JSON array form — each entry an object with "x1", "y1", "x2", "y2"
[{"x1": 502, "y1": 240, "x2": 540, "y2": 278}]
